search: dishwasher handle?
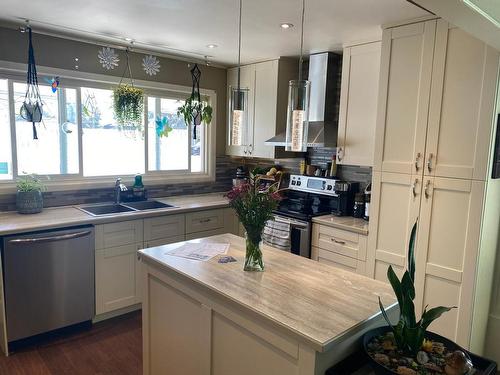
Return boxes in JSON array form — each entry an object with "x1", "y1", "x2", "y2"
[{"x1": 7, "y1": 230, "x2": 92, "y2": 244}]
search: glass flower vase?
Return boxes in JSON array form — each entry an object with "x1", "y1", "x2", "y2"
[{"x1": 244, "y1": 234, "x2": 264, "y2": 272}]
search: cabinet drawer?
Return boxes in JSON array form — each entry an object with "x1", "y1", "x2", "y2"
[
  {"x1": 144, "y1": 214, "x2": 185, "y2": 241},
  {"x1": 185, "y1": 209, "x2": 225, "y2": 234},
  {"x1": 95, "y1": 220, "x2": 143, "y2": 249},
  {"x1": 311, "y1": 224, "x2": 367, "y2": 260},
  {"x1": 185, "y1": 228, "x2": 226, "y2": 241},
  {"x1": 315, "y1": 246, "x2": 366, "y2": 275}
]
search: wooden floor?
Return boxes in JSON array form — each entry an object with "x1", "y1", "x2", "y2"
[{"x1": 0, "y1": 311, "x2": 142, "y2": 375}]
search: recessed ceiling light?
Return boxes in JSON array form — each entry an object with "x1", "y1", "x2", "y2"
[
  {"x1": 206, "y1": 44, "x2": 218, "y2": 49},
  {"x1": 280, "y1": 23, "x2": 294, "y2": 29}
]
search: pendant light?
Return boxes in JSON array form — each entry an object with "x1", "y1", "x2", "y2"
[
  {"x1": 285, "y1": 0, "x2": 310, "y2": 152},
  {"x1": 229, "y1": 0, "x2": 249, "y2": 147}
]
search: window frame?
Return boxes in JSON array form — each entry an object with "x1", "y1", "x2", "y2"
[{"x1": 0, "y1": 61, "x2": 217, "y2": 192}]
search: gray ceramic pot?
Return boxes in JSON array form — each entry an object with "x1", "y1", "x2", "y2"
[{"x1": 16, "y1": 190, "x2": 43, "y2": 214}]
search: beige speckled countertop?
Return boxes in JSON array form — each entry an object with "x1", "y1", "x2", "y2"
[
  {"x1": 140, "y1": 233, "x2": 396, "y2": 352},
  {"x1": 312, "y1": 215, "x2": 369, "y2": 235},
  {"x1": 0, "y1": 193, "x2": 229, "y2": 236}
]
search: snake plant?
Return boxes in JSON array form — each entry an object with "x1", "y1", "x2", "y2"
[{"x1": 378, "y1": 222, "x2": 455, "y2": 355}]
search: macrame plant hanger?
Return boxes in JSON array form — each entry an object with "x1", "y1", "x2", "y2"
[
  {"x1": 20, "y1": 26, "x2": 43, "y2": 140},
  {"x1": 119, "y1": 48, "x2": 134, "y2": 87},
  {"x1": 190, "y1": 63, "x2": 202, "y2": 140}
]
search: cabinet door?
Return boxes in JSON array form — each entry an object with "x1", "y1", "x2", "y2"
[
  {"x1": 144, "y1": 214, "x2": 185, "y2": 241},
  {"x1": 96, "y1": 242, "x2": 142, "y2": 315},
  {"x1": 226, "y1": 65, "x2": 255, "y2": 157},
  {"x1": 337, "y1": 42, "x2": 381, "y2": 167},
  {"x1": 425, "y1": 21, "x2": 500, "y2": 180},
  {"x1": 415, "y1": 177, "x2": 485, "y2": 348},
  {"x1": 367, "y1": 172, "x2": 421, "y2": 281},
  {"x1": 374, "y1": 20, "x2": 436, "y2": 174},
  {"x1": 251, "y1": 60, "x2": 278, "y2": 159}
]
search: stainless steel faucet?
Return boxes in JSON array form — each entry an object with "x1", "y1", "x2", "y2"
[{"x1": 114, "y1": 178, "x2": 128, "y2": 204}]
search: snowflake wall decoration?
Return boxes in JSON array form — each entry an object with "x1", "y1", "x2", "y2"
[
  {"x1": 98, "y1": 47, "x2": 119, "y2": 70},
  {"x1": 142, "y1": 55, "x2": 160, "y2": 76}
]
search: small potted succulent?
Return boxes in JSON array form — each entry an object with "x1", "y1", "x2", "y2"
[
  {"x1": 364, "y1": 222, "x2": 473, "y2": 375},
  {"x1": 16, "y1": 173, "x2": 47, "y2": 214}
]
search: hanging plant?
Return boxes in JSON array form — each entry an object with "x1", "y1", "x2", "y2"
[
  {"x1": 113, "y1": 49, "x2": 144, "y2": 130},
  {"x1": 20, "y1": 26, "x2": 43, "y2": 140},
  {"x1": 176, "y1": 64, "x2": 213, "y2": 139}
]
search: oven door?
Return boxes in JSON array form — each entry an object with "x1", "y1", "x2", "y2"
[{"x1": 273, "y1": 215, "x2": 311, "y2": 258}]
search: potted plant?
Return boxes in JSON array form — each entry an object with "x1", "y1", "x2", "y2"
[
  {"x1": 113, "y1": 84, "x2": 144, "y2": 130},
  {"x1": 364, "y1": 222, "x2": 473, "y2": 375},
  {"x1": 16, "y1": 174, "x2": 47, "y2": 214},
  {"x1": 225, "y1": 169, "x2": 281, "y2": 271},
  {"x1": 177, "y1": 94, "x2": 213, "y2": 127}
]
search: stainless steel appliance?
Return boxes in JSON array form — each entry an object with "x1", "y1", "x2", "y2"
[
  {"x1": 270, "y1": 175, "x2": 358, "y2": 258},
  {"x1": 3, "y1": 226, "x2": 95, "y2": 342}
]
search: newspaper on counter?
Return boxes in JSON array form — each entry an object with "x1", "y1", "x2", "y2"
[{"x1": 165, "y1": 242, "x2": 230, "y2": 261}]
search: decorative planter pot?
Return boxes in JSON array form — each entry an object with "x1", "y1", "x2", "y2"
[
  {"x1": 16, "y1": 190, "x2": 43, "y2": 214},
  {"x1": 363, "y1": 326, "x2": 473, "y2": 375}
]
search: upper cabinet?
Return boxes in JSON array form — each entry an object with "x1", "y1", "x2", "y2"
[
  {"x1": 337, "y1": 41, "x2": 381, "y2": 167},
  {"x1": 374, "y1": 19, "x2": 499, "y2": 180},
  {"x1": 226, "y1": 58, "x2": 297, "y2": 159},
  {"x1": 374, "y1": 20, "x2": 436, "y2": 175}
]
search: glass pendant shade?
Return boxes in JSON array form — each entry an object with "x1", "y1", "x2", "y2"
[
  {"x1": 285, "y1": 79, "x2": 311, "y2": 152},
  {"x1": 230, "y1": 87, "x2": 249, "y2": 146}
]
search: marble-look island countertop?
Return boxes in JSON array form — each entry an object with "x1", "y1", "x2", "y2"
[
  {"x1": 139, "y1": 233, "x2": 396, "y2": 353},
  {"x1": 0, "y1": 193, "x2": 229, "y2": 236},
  {"x1": 312, "y1": 215, "x2": 369, "y2": 235}
]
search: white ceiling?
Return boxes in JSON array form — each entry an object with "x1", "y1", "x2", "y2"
[{"x1": 0, "y1": 0, "x2": 429, "y2": 66}]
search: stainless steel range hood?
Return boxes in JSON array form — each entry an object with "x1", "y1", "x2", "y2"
[{"x1": 265, "y1": 52, "x2": 341, "y2": 148}]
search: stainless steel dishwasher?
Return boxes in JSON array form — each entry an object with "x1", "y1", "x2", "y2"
[{"x1": 3, "y1": 226, "x2": 95, "y2": 342}]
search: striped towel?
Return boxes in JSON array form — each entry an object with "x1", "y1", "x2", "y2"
[{"x1": 263, "y1": 219, "x2": 291, "y2": 252}]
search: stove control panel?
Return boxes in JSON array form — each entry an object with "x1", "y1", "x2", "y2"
[{"x1": 288, "y1": 175, "x2": 338, "y2": 196}]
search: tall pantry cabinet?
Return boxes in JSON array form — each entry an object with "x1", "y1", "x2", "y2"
[{"x1": 368, "y1": 18, "x2": 500, "y2": 349}]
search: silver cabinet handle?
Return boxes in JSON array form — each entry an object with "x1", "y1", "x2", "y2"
[
  {"x1": 337, "y1": 147, "x2": 343, "y2": 162},
  {"x1": 331, "y1": 238, "x2": 346, "y2": 245},
  {"x1": 411, "y1": 178, "x2": 419, "y2": 197},
  {"x1": 424, "y1": 180, "x2": 432, "y2": 199},
  {"x1": 8, "y1": 230, "x2": 92, "y2": 244},
  {"x1": 415, "y1": 152, "x2": 421, "y2": 171},
  {"x1": 427, "y1": 153, "x2": 434, "y2": 172},
  {"x1": 199, "y1": 218, "x2": 211, "y2": 223}
]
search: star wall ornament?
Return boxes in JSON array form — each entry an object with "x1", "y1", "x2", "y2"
[
  {"x1": 98, "y1": 47, "x2": 119, "y2": 70},
  {"x1": 142, "y1": 55, "x2": 160, "y2": 76}
]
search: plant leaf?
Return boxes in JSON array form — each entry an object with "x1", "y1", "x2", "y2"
[
  {"x1": 387, "y1": 265, "x2": 404, "y2": 308},
  {"x1": 401, "y1": 271, "x2": 416, "y2": 301},
  {"x1": 421, "y1": 306, "x2": 455, "y2": 330},
  {"x1": 408, "y1": 221, "x2": 417, "y2": 282},
  {"x1": 378, "y1": 297, "x2": 394, "y2": 330}
]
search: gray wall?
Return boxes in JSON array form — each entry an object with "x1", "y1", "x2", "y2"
[{"x1": 0, "y1": 25, "x2": 228, "y2": 155}]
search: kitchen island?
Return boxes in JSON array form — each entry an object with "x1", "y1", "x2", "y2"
[{"x1": 139, "y1": 233, "x2": 397, "y2": 375}]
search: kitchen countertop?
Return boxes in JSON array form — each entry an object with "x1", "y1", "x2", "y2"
[
  {"x1": 139, "y1": 233, "x2": 396, "y2": 352},
  {"x1": 0, "y1": 193, "x2": 229, "y2": 236},
  {"x1": 312, "y1": 215, "x2": 369, "y2": 235}
]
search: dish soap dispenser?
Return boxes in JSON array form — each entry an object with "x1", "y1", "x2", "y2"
[{"x1": 133, "y1": 174, "x2": 145, "y2": 199}]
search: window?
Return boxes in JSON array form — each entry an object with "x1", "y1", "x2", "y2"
[
  {"x1": 13, "y1": 83, "x2": 79, "y2": 175},
  {"x1": 81, "y1": 87, "x2": 144, "y2": 176},
  {"x1": 0, "y1": 79, "x2": 12, "y2": 180},
  {"x1": 0, "y1": 70, "x2": 214, "y2": 187}
]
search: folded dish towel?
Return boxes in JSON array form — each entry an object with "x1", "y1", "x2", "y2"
[{"x1": 263, "y1": 219, "x2": 291, "y2": 252}]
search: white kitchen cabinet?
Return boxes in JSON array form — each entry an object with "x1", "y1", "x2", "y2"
[
  {"x1": 414, "y1": 177, "x2": 485, "y2": 346},
  {"x1": 337, "y1": 41, "x2": 381, "y2": 167},
  {"x1": 144, "y1": 214, "x2": 185, "y2": 242},
  {"x1": 185, "y1": 208, "x2": 225, "y2": 234},
  {"x1": 311, "y1": 224, "x2": 368, "y2": 276},
  {"x1": 367, "y1": 172, "x2": 422, "y2": 282},
  {"x1": 226, "y1": 58, "x2": 297, "y2": 159},
  {"x1": 424, "y1": 21, "x2": 499, "y2": 180},
  {"x1": 96, "y1": 242, "x2": 143, "y2": 315},
  {"x1": 374, "y1": 20, "x2": 436, "y2": 174}
]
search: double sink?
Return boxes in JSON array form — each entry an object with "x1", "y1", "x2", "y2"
[{"x1": 78, "y1": 200, "x2": 176, "y2": 216}]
